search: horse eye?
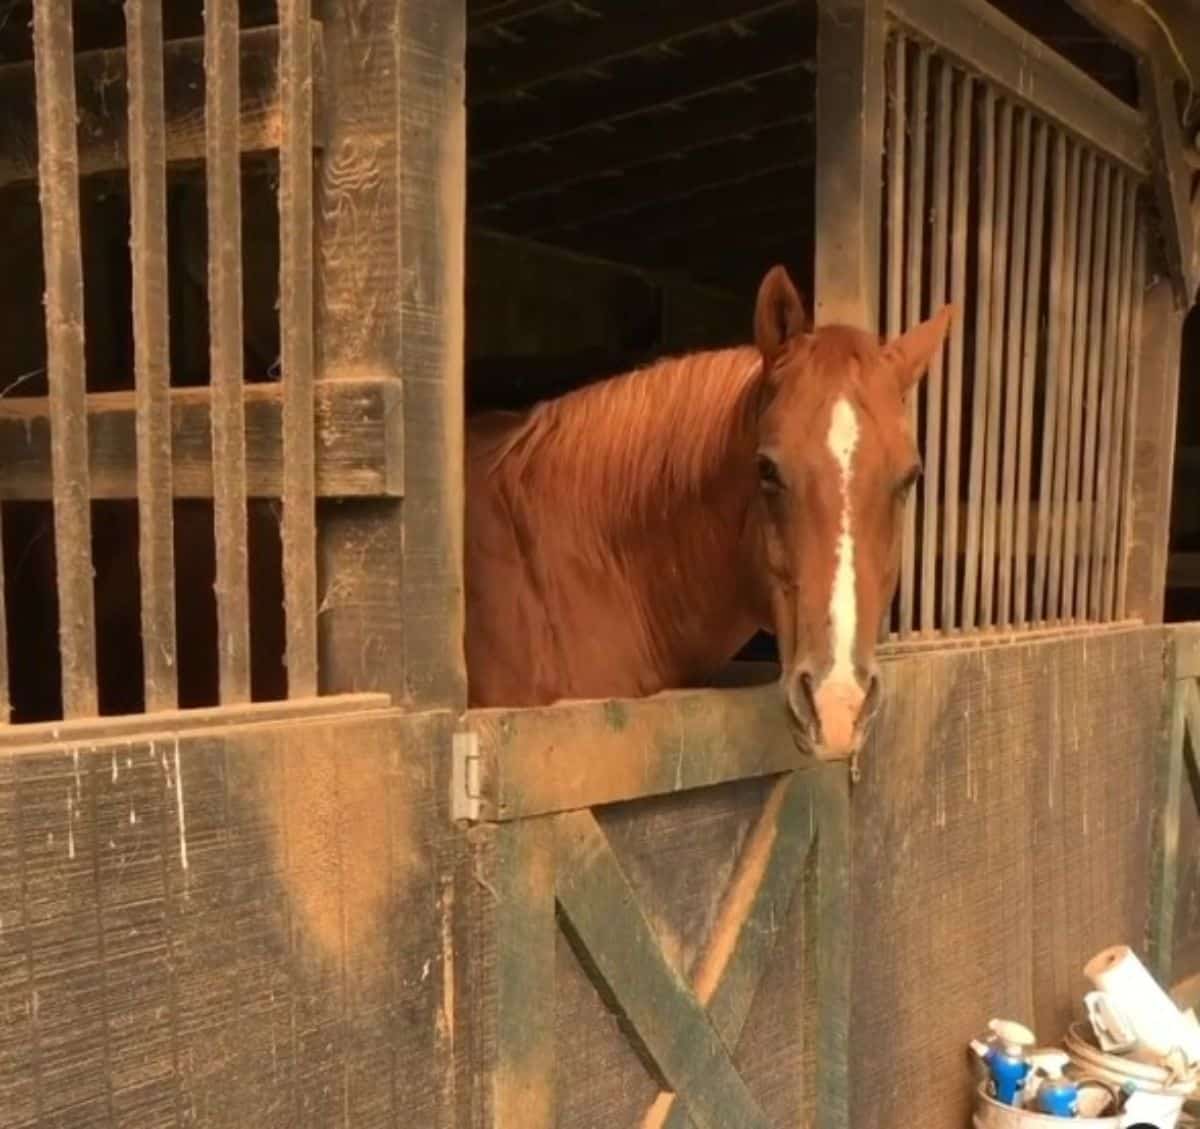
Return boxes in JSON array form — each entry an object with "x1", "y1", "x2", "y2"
[{"x1": 757, "y1": 453, "x2": 784, "y2": 492}]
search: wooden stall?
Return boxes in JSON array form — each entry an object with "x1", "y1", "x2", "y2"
[{"x1": 0, "y1": 0, "x2": 1196, "y2": 1127}]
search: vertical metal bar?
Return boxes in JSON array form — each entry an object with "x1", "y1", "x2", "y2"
[
  {"x1": 205, "y1": 0, "x2": 252, "y2": 703},
  {"x1": 899, "y1": 45, "x2": 927, "y2": 638},
  {"x1": 1090, "y1": 167, "x2": 1125, "y2": 621},
  {"x1": 979, "y1": 98, "x2": 1012, "y2": 629},
  {"x1": 921, "y1": 59, "x2": 952, "y2": 634},
  {"x1": 1076, "y1": 163, "x2": 1111, "y2": 620},
  {"x1": 1048, "y1": 143, "x2": 1083, "y2": 621},
  {"x1": 1116, "y1": 214, "x2": 1146, "y2": 618},
  {"x1": 997, "y1": 108, "x2": 1031, "y2": 627},
  {"x1": 33, "y1": 0, "x2": 99, "y2": 718},
  {"x1": 1014, "y1": 121, "x2": 1048, "y2": 628},
  {"x1": 1061, "y1": 151, "x2": 1097, "y2": 620},
  {"x1": 279, "y1": 0, "x2": 318, "y2": 698},
  {"x1": 962, "y1": 84, "x2": 996, "y2": 631},
  {"x1": 1033, "y1": 132, "x2": 1067, "y2": 624},
  {"x1": 126, "y1": 0, "x2": 178, "y2": 712},
  {"x1": 1104, "y1": 177, "x2": 1138, "y2": 619},
  {"x1": 942, "y1": 72, "x2": 972, "y2": 631}
]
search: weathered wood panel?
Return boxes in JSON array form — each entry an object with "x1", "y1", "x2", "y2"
[
  {"x1": 852, "y1": 627, "x2": 1163, "y2": 1127},
  {"x1": 0, "y1": 380, "x2": 404, "y2": 501},
  {"x1": 0, "y1": 705, "x2": 456, "y2": 1129}
]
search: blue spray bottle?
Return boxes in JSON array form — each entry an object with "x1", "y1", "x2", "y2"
[
  {"x1": 971, "y1": 1019, "x2": 1036, "y2": 1107},
  {"x1": 1031, "y1": 1051, "x2": 1079, "y2": 1118}
]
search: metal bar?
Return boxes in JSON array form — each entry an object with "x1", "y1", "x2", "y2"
[
  {"x1": 980, "y1": 98, "x2": 1012, "y2": 628},
  {"x1": 886, "y1": 0, "x2": 1147, "y2": 176},
  {"x1": 33, "y1": 0, "x2": 99, "y2": 719},
  {"x1": 1116, "y1": 214, "x2": 1145, "y2": 618},
  {"x1": 886, "y1": 34, "x2": 906, "y2": 341},
  {"x1": 1091, "y1": 169, "x2": 1125, "y2": 621},
  {"x1": 921, "y1": 58, "x2": 952, "y2": 634},
  {"x1": 942, "y1": 71, "x2": 972, "y2": 631},
  {"x1": 900, "y1": 44, "x2": 928, "y2": 637},
  {"x1": 205, "y1": 0, "x2": 252, "y2": 704},
  {"x1": 962, "y1": 84, "x2": 997, "y2": 630},
  {"x1": 1061, "y1": 151, "x2": 1097, "y2": 620},
  {"x1": 997, "y1": 107, "x2": 1031, "y2": 627},
  {"x1": 1014, "y1": 120, "x2": 1048, "y2": 628},
  {"x1": 1076, "y1": 162, "x2": 1111, "y2": 620},
  {"x1": 279, "y1": 0, "x2": 318, "y2": 698},
  {"x1": 1104, "y1": 177, "x2": 1137, "y2": 620},
  {"x1": 1048, "y1": 142, "x2": 1083, "y2": 622},
  {"x1": 125, "y1": 0, "x2": 178, "y2": 712},
  {"x1": 1033, "y1": 132, "x2": 1067, "y2": 623}
]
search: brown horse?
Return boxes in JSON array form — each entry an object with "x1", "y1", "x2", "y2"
[{"x1": 467, "y1": 265, "x2": 954, "y2": 765}]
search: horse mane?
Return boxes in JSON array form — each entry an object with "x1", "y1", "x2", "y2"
[{"x1": 484, "y1": 346, "x2": 763, "y2": 535}]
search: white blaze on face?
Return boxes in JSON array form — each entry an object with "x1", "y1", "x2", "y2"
[{"x1": 826, "y1": 397, "x2": 860, "y2": 682}]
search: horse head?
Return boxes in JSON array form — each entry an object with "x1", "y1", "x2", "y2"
[{"x1": 750, "y1": 265, "x2": 954, "y2": 764}]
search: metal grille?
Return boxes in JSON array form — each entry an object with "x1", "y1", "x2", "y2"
[{"x1": 883, "y1": 32, "x2": 1147, "y2": 638}]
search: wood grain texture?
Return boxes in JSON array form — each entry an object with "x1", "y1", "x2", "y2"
[
  {"x1": 555, "y1": 810, "x2": 771, "y2": 1129},
  {"x1": 0, "y1": 379, "x2": 404, "y2": 502},
  {"x1": 125, "y1": 0, "x2": 178, "y2": 712},
  {"x1": 33, "y1": 0, "x2": 98, "y2": 720},
  {"x1": 0, "y1": 23, "x2": 326, "y2": 190},
  {"x1": 851, "y1": 627, "x2": 1163, "y2": 1127},
  {"x1": 1150, "y1": 657, "x2": 1188, "y2": 982},
  {"x1": 814, "y1": 0, "x2": 885, "y2": 328},
  {"x1": 278, "y1": 0, "x2": 318, "y2": 698},
  {"x1": 205, "y1": 0, "x2": 251, "y2": 705},
  {"x1": 0, "y1": 705, "x2": 456, "y2": 1129}
]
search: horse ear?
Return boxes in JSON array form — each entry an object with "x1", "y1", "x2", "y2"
[
  {"x1": 885, "y1": 304, "x2": 956, "y2": 395},
  {"x1": 754, "y1": 265, "x2": 810, "y2": 366}
]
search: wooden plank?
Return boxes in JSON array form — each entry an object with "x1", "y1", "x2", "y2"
[
  {"x1": 1047, "y1": 143, "x2": 1083, "y2": 622},
  {"x1": 125, "y1": 0, "x2": 178, "y2": 712},
  {"x1": 980, "y1": 98, "x2": 1013, "y2": 629},
  {"x1": 1103, "y1": 178, "x2": 1138, "y2": 620},
  {"x1": 1117, "y1": 219, "x2": 1147, "y2": 618},
  {"x1": 1174, "y1": 625, "x2": 1200, "y2": 681},
  {"x1": 888, "y1": 0, "x2": 1147, "y2": 176},
  {"x1": 997, "y1": 107, "x2": 1032, "y2": 627},
  {"x1": 278, "y1": 0, "x2": 318, "y2": 698},
  {"x1": 33, "y1": 0, "x2": 98, "y2": 720},
  {"x1": 1149, "y1": 665, "x2": 1190, "y2": 982},
  {"x1": 205, "y1": 0, "x2": 251, "y2": 705},
  {"x1": 962, "y1": 85, "x2": 997, "y2": 630},
  {"x1": 0, "y1": 23, "x2": 327, "y2": 189},
  {"x1": 1014, "y1": 121, "x2": 1049, "y2": 627},
  {"x1": 942, "y1": 71, "x2": 972, "y2": 630},
  {"x1": 921, "y1": 59, "x2": 952, "y2": 634},
  {"x1": 0, "y1": 692, "x2": 390, "y2": 754},
  {"x1": 1061, "y1": 150, "x2": 1097, "y2": 621},
  {"x1": 815, "y1": 0, "x2": 886, "y2": 327},
  {"x1": 0, "y1": 500, "x2": 6, "y2": 722},
  {"x1": 0, "y1": 379, "x2": 404, "y2": 502},
  {"x1": 651, "y1": 772, "x2": 816, "y2": 1129},
  {"x1": 489, "y1": 819, "x2": 557, "y2": 1129},
  {"x1": 555, "y1": 810, "x2": 772, "y2": 1129},
  {"x1": 468, "y1": 686, "x2": 802, "y2": 820},
  {"x1": 1076, "y1": 162, "x2": 1112, "y2": 620},
  {"x1": 899, "y1": 44, "x2": 928, "y2": 638},
  {"x1": 1090, "y1": 169, "x2": 1125, "y2": 620}
]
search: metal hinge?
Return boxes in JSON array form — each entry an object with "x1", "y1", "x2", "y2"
[{"x1": 450, "y1": 729, "x2": 482, "y2": 822}]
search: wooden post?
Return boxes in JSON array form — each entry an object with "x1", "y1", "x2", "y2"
[
  {"x1": 815, "y1": 0, "x2": 885, "y2": 329},
  {"x1": 315, "y1": 0, "x2": 466, "y2": 711}
]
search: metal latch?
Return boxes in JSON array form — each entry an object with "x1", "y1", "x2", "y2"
[{"x1": 450, "y1": 729, "x2": 481, "y2": 822}]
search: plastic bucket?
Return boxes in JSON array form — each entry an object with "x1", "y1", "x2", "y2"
[{"x1": 973, "y1": 1083, "x2": 1120, "y2": 1128}]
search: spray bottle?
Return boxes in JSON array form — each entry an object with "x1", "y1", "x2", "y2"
[
  {"x1": 969, "y1": 1019, "x2": 1036, "y2": 1107},
  {"x1": 1030, "y1": 1051, "x2": 1079, "y2": 1118}
]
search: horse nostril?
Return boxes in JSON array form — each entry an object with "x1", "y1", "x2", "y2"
[
  {"x1": 787, "y1": 667, "x2": 820, "y2": 735},
  {"x1": 859, "y1": 669, "x2": 882, "y2": 728}
]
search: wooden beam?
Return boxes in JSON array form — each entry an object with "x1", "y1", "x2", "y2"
[
  {"x1": 475, "y1": 120, "x2": 816, "y2": 237},
  {"x1": 0, "y1": 379, "x2": 404, "y2": 500},
  {"x1": 555, "y1": 809, "x2": 773, "y2": 1129},
  {"x1": 1174, "y1": 623, "x2": 1200, "y2": 680},
  {"x1": 888, "y1": 0, "x2": 1149, "y2": 176},
  {"x1": 469, "y1": 0, "x2": 793, "y2": 104},
  {"x1": 0, "y1": 22, "x2": 325, "y2": 189},
  {"x1": 466, "y1": 684, "x2": 806, "y2": 820},
  {"x1": 471, "y1": 11, "x2": 814, "y2": 159},
  {"x1": 815, "y1": 0, "x2": 886, "y2": 327}
]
